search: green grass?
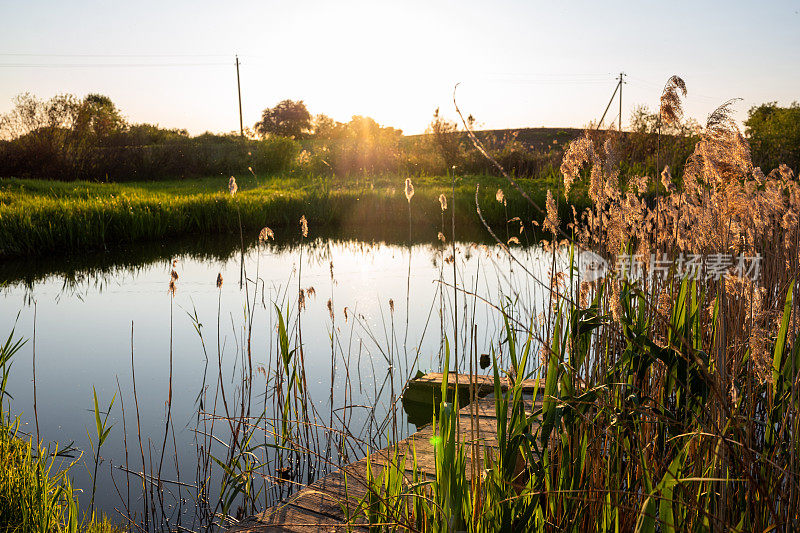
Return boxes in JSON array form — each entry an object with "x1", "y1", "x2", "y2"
[{"x1": 0, "y1": 174, "x2": 586, "y2": 257}]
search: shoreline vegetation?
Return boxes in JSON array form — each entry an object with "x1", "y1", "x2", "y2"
[
  {"x1": 1, "y1": 75, "x2": 798, "y2": 532},
  {"x1": 0, "y1": 173, "x2": 586, "y2": 258}
]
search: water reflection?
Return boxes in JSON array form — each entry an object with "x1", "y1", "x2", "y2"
[{"x1": 0, "y1": 234, "x2": 558, "y2": 527}]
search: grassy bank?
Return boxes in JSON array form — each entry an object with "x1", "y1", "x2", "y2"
[{"x1": 0, "y1": 174, "x2": 586, "y2": 257}]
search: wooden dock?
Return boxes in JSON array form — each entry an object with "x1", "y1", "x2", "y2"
[{"x1": 230, "y1": 373, "x2": 542, "y2": 532}]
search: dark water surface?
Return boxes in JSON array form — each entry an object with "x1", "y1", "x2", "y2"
[{"x1": 0, "y1": 234, "x2": 558, "y2": 525}]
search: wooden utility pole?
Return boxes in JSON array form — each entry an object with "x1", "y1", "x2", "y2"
[
  {"x1": 595, "y1": 72, "x2": 625, "y2": 131},
  {"x1": 235, "y1": 55, "x2": 244, "y2": 138},
  {"x1": 618, "y1": 72, "x2": 625, "y2": 131}
]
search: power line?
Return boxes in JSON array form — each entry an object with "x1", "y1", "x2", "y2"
[
  {"x1": 0, "y1": 53, "x2": 230, "y2": 58},
  {"x1": 0, "y1": 62, "x2": 230, "y2": 68}
]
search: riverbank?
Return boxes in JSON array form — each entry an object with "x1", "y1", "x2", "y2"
[{"x1": 0, "y1": 174, "x2": 586, "y2": 258}]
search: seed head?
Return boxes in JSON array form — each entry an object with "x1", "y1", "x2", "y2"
[
  {"x1": 216, "y1": 273, "x2": 223, "y2": 289},
  {"x1": 659, "y1": 75, "x2": 687, "y2": 126},
  {"x1": 438, "y1": 193, "x2": 447, "y2": 211},
  {"x1": 389, "y1": 299, "x2": 395, "y2": 313},
  {"x1": 404, "y1": 178, "x2": 415, "y2": 202},
  {"x1": 259, "y1": 227, "x2": 275, "y2": 243},
  {"x1": 228, "y1": 176, "x2": 238, "y2": 196},
  {"x1": 327, "y1": 299, "x2": 334, "y2": 320},
  {"x1": 543, "y1": 189, "x2": 560, "y2": 236},
  {"x1": 168, "y1": 269, "x2": 178, "y2": 296},
  {"x1": 496, "y1": 188, "x2": 506, "y2": 206},
  {"x1": 300, "y1": 215, "x2": 308, "y2": 238},
  {"x1": 438, "y1": 232, "x2": 446, "y2": 243}
]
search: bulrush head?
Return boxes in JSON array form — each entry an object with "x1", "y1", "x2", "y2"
[
  {"x1": 169, "y1": 268, "x2": 178, "y2": 296},
  {"x1": 404, "y1": 178, "x2": 414, "y2": 202},
  {"x1": 299, "y1": 215, "x2": 308, "y2": 238}
]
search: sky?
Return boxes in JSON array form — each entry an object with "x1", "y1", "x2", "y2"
[{"x1": 1, "y1": 0, "x2": 798, "y2": 136}]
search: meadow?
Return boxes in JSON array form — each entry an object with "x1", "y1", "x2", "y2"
[{"x1": 0, "y1": 173, "x2": 584, "y2": 257}]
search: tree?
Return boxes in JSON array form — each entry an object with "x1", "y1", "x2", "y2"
[
  {"x1": 74, "y1": 94, "x2": 125, "y2": 139},
  {"x1": 745, "y1": 102, "x2": 800, "y2": 174},
  {"x1": 254, "y1": 99, "x2": 312, "y2": 139},
  {"x1": 313, "y1": 113, "x2": 343, "y2": 139},
  {"x1": 427, "y1": 107, "x2": 463, "y2": 170}
]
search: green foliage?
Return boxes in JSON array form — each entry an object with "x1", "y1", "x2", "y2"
[
  {"x1": 360, "y1": 265, "x2": 799, "y2": 531},
  {"x1": 254, "y1": 99, "x2": 312, "y2": 140},
  {"x1": 745, "y1": 101, "x2": 800, "y2": 173},
  {"x1": 0, "y1": 173, "x2": 580, "y2": 257}
]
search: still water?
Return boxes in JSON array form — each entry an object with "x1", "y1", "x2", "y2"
[{"x1": 0, "y1": 235, "x2": 558, "y2": 525}]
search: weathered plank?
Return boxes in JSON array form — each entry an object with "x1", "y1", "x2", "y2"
[{"x1": 229, "y1": 373, "x2": 542, "y2": 532}]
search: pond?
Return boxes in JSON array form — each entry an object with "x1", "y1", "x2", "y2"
[{"x1": 0, "y1": 233, "x2": 562, "y2": 527}]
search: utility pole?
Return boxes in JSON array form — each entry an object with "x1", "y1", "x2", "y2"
[
  {"x1": 596, "y1": 72, "x2": 625, "y2": 131},
  {"x1": 618, "y1": 72, "x2": 625, "y2": 131},
  {"x1": 235, "y1": 55, "x2": 244, "y2": 138}
]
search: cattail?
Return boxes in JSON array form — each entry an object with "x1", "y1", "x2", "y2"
[
  {"x1": 544, "y1": 189, "x2": 560, "y2": 235},
  {"x1": 496, "y1": 188, "x2": 506, "y2": 206},
  {"x1": 404, "y1": 178, "x2": 414, "y2": 202},
  {"x1": 216, "y1": 273, "x2": 223, "y2": 289},
  {"x1": 610, "y1": 282, "x2": 622, "y2": 323},
  {"x1": 258, "y1": 227, "x2": 275, "y2": 243},
  {"x1": 228, "y1": 176, "x2": 238, "y2": 196},
  {"x1": 438, "y1": 232, "x2": 446, "y2": 243},
  {"x1": 168, "y1": 269, "x2": 178, "y2": 296},
  {"x1": 579, "y1": 281, "x2": 591, "y2": 308},
  {"x1": 659, "y1": 75, "x2": 687, "y2": 126},
  {"x1": 300, "y1": 215, "x2": 308, "y2": 238},
  {"x1": 438, "y1": 193, "x2": 447, "y2": 211},
  {"x1": 660, "y1": 166, "x2": 675, "y2": 192}
]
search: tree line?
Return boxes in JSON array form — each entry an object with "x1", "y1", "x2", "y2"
[{"x1": 0, "y1": 93, "x2": 795, "y2": 182}]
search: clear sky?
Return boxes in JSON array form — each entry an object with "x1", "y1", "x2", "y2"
[{"x1": 1, "y1": 0, "x2": 798, "y2": 135}]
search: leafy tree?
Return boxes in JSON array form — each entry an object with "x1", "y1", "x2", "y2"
[
  {"x1": 254, "y1": 99, "x2": 312, "y2": 139},
  {"x1": 74, "y1": 94, "x2": 126, "y2": 140},
  {"x1": 745, "y1": 102, "x2": 800, "y2": 173},
  {"x1": 313, "y1": 113, "x2": 343, "y2": 139}
]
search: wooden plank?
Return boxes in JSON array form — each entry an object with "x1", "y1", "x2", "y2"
[
  {"x1": 407, "y1": 372, "x2": 543, "y2": 395},
  {"x1": 231, "y1": 374, "x2": 542, "y2": 532}
]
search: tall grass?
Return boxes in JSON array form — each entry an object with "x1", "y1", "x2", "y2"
[
  {"x1": 0, "y1": 173, "x2": 577, "y2": 257},
  {"x1": 356, "y1": 79, "x2": 800, "y2": 531}
]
